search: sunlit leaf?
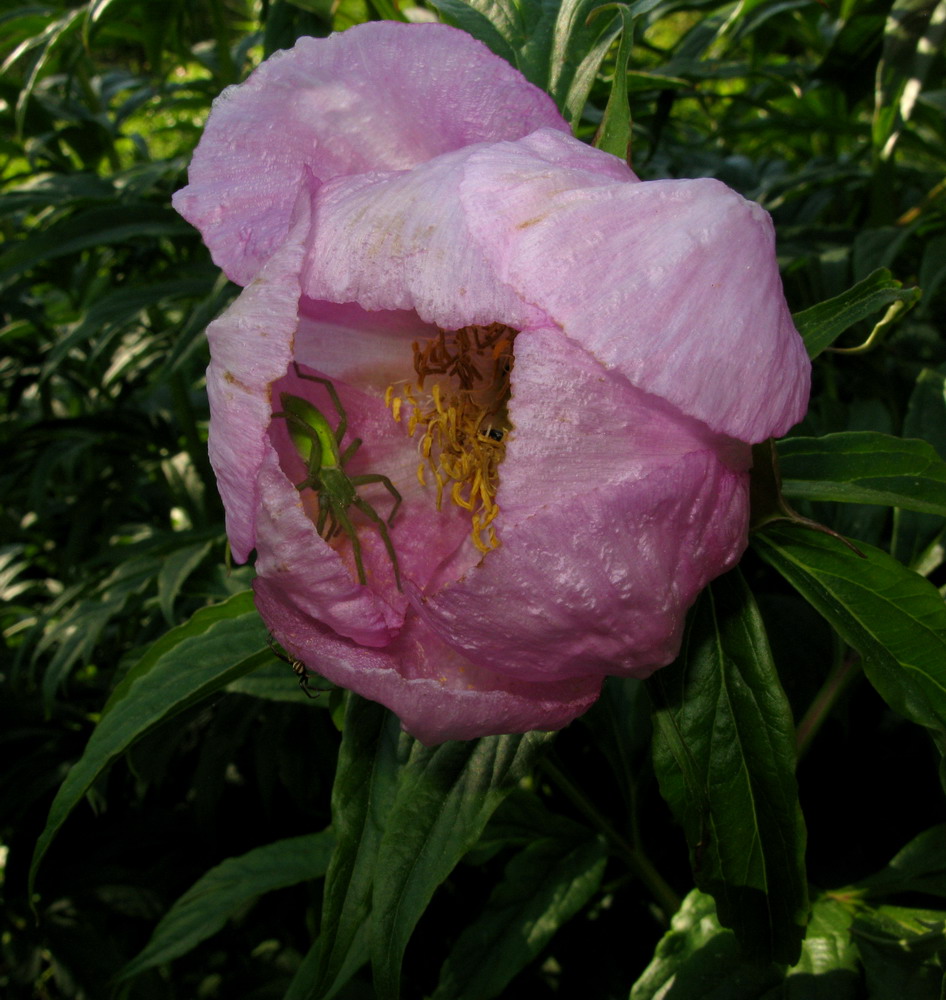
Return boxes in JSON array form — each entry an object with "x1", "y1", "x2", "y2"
[
  {"x1": 754, "y1": 523, "x2": 946, "y2": 745},
  {"x1": 792, "y1": 269, "x2": 921, "y2": 358}
]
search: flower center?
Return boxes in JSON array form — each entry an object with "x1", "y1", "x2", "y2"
[{"x1": 386, "y1": 323, "x2": 517, "y2": 553}]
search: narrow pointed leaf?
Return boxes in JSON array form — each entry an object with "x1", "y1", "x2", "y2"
[
  {"x1": 424, "y1": 0, "x2": 623, "y2": 126},
  {"x1": 778, "y1": 432, "x2": 946, "y2": 515},
  {"x1": 29, "y1": 591, "x2": 268, "y2": 896},
  {"x1": 647, "y1": 569, "x2": 808, "y2": 965},
  {"x1": 893, "y1": 365, "x2": 946, "y2": 569},
  {"x1": 593, "y1": 4, "x2": 635, "y2": 161},
  {"x1": 753, "y1": 523, "x2": 946, "y2": 744},
  {"x1": 432, "y1": 832, "x2": 607, "y2": 1000},
  {"x1": 119, "y1": 831, "x2": 336, "y2": 980},
  {"x1": 792, "y1": 269, "x2": 921, "y2": 359},
  {"x1": 371, "y1": 729, "x2": 553, "y2": 1000},
  {"x1": 0, "y1": 205, "x2": 192, "y2": 285},
  {"x1": 872, "y1": 0, "x2": 946, "y2": 158},
  {"x1": 309, "y1": 695, "x2": 403, "y2": 999}
]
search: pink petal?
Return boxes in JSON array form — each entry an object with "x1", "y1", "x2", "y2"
[
  {"x1": 205, "y1": 195, "x2": 311, "y2": 561},
  {"x1": 413, "y1": 327, "x2": 751, "y2": 679},
  {"x1": 254, "y1": 578, "x2": 602, "y2": 745},
  {"x1": 460, "y1": 153, "x2": 810, "y2": 441},
  {"x1": 254, "y1": 445, "x2": 404, "y2": 646},
  {"x1": 301, "y1": 149, "x2": 545, "y2": 330},
  {"x1": 302, "y1": 128, "x2": 631, "y2": 329},
  {"x1": 172, "y1": 22, "x2": 568, "y2": 286}
]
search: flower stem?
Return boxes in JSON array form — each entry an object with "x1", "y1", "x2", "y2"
[
  {"x1": 796, "y1": 651, "x2": 862, "y2": 760},
  {"x1": 538, "y1": 757, "x2": 681, "y2": 919}
]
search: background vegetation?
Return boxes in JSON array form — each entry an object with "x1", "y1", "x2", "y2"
[{"x1": 2, "y1": 0, "x2": 945, "y2": 997}]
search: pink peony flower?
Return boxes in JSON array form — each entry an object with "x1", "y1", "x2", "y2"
[{"x1": 174, "y1": 21, "x2": 810, "y2": 745}]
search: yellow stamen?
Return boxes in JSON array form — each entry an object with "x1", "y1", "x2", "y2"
[{"x1": 386, "y1": 323, "x2": 517, "y2": 552}]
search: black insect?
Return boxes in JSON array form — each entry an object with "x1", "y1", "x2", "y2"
[{"x1": 267, "y1": 636, "x2": 325, "y2": 699}]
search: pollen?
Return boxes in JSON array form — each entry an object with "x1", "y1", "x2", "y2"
[{"x1": 386, "y1": 323, "x2": 516, "y2": 553}]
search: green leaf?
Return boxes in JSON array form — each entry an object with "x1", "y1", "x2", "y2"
[
  {"x1": 302, "y1": 694, "x2": 553, "y2": 1000},
  {"x1": 42, "y1": 276, "x2": 216, "y2": 375},
  {"x1": 29, "y1": 591, "x2": 268, "y2": 898},
  {"x1": 432, "y1": 832, "x2": 607, "y2": 1000},
  {"x1": 872, "y1": 0, "x2": 946, "y2": 160},
  {"x1": 893, "y1": 365, "x2": 946, "y2": 571},
  {"x1": 119, "y1": 831, "x2": 336, "y2": 981},
  {"x1": 854, "y1": 904, "x2": 946, "y2": 999},
  {"x1": 754, "y1": 523, "x2": 946, "y2": 745},
  {"x1": 791, "y1": 268, "x2": 921, "y2": 359},
  {"x1": 157, "y1": 539, "x2": 214, "y2": 623},
  {"x1": 371, "y1": 728, "x2": 553, "y2": 1000},
  {"x1": 630, "y1": 889, "x2": 783, "y2": 999},
  {"x1": 778, "y1": 896, "x2": 859, "y2": 998},
  {"x1": 365, "y1": 0, "x2": 408, "y2": 20},
  {"x1": 631, "y1": 892, "x2": 860, "y2": 1000},
  {"x1": 580, "y1": 676, "x2": 651, "y2": 821},
  {"x1": 777, "y1": 432, "x2": 946, "y2": 516},
  {"x1": 858, "y1": 825, "x2": 946, "y2": 899},
  {"x1": 0, "y1": 170, "x2": 115, "y2": 212},
  {"x1": 592, "y1": 4, "x2": 635, "y2": 161},
  {"x1": 308, "y1": 696, "x2": 402, "y2": 1000},
  {"x1": 425, "y1": 0, "x2": 624, "y2": 128},
  {"x1": 647, "y1": 569, "x2": 808, "y2": 965},
  {"x1": 226, "y1": 657, "x2": 335, "y2": 703},
  {"x1": 0, "y1": 204, "x2": 192, "y2": 285},
  {"x1": 284, "y1": 938, "x2": 325, "y2": 1000}
]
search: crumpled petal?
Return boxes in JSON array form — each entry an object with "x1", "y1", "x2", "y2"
[
  {"x1": 303, "y1": 128, "x2": 633, "y2": 330},
  {"x1": 460, "y1": 148, "x2": 809, "y2": 441},
  {"x1": 301, "y1": 128, "x2": 808, "y2": 441},
  {"x1": 205, "y1": 194, "x2": 311, "y2": 561},
  {"x1": 176, "y1": 24, "x2": 811, "y2": 744},
  {"x1": 412, "y1": 327, "x2": 751, "y2": 680},
  {"x1": 172, "y1": 22, "x2": 568, "y2": 286},
  {"x1": 254, "y1": 572, "x2": 603, "y2": 746}
]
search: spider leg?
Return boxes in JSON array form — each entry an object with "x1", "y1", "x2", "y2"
[
  {"x1": 316, "y1": 497, "x2": 328, "y2": 535},
  {"x1": 351, "y1": 474, "x2": 402, "y2": 523},
  {"x1": 340, "y1": 437, "x2": 362, "y2": 465},
  {"x1": 331, "y1": 503, "x2": 368, "y2": 585},
  {"x1": 276, "y1": 410, "x2": 324, "y2": 493},
  {"x1": 352, "y1": 495, "x2": 402, "y2": 591},
  {"x1": 292, "y1": 363, "x2": 347, "y2": 444}
]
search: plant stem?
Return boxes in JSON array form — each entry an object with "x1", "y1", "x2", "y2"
[
  {"x1": 796, "y1": 652, "x2": 862, "y2": 760},
  {"x1": 539, "y1": 757, "x2": 681, "y2": 919}
]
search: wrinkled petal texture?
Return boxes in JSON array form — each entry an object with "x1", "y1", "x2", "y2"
[
  {"x1": 415, "y1": 327, "x2": 753, "y2": 680},
  {"x1": 173, "y1": 22, "x2": 569, "y2": 286},
  {"x1": 178, "y1": 24, "x2": 811, "y2": 743},
  {"x1": 205, "y1": 194, "x2": 311, "y2": 561},
  {"x1": 305, "y1": 129, "x2": 809, "y2": 441}
]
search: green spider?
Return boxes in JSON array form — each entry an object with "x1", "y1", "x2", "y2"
[{"x1": 273, "y1": 364, "x2": 402, "y2": 590}]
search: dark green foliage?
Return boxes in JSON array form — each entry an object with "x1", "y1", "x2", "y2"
[{"x1": 3, "y1": 0, "x2": 946, "y2": 997}]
